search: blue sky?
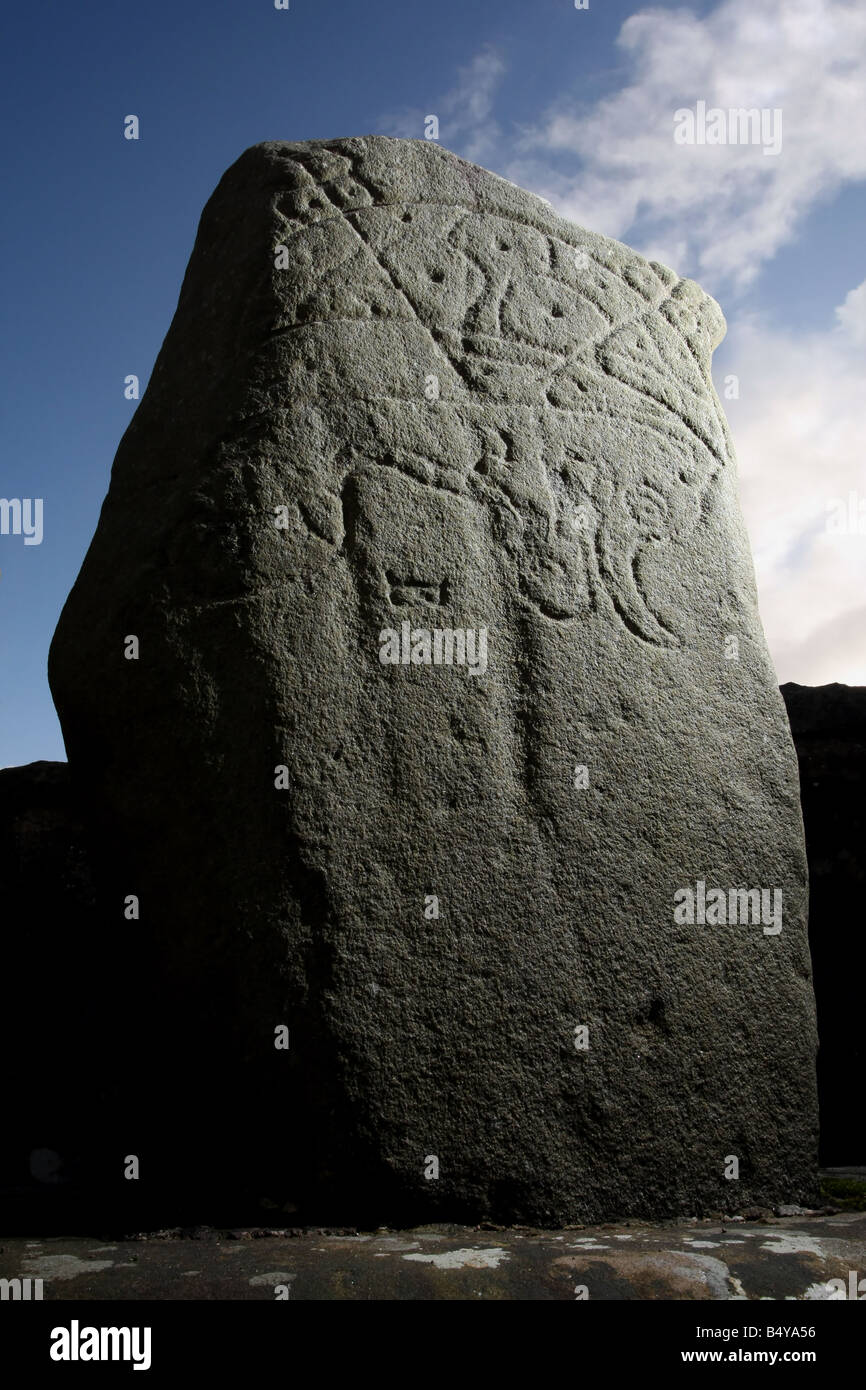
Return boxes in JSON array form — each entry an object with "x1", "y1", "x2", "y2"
[{"x1": 1, "y1": 0, "x2": 864, "y2": 767}]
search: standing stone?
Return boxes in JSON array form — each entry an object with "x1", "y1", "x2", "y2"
[{"x1": 49, "y1": 137, "x2": 819, "y2": 1225}]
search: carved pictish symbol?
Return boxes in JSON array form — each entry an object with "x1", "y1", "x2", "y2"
[{"x1": 270, "y1": 146, "x2": 729, "y2": 648}]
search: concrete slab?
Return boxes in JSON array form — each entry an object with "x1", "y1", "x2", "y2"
[{"x1": 2, "y1": 1211, "x2": 865, "y2": 1300}]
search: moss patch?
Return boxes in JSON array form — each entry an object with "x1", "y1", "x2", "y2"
[{"x1": 820, "y1": 1177, "x2": 866, "y2": 1211}]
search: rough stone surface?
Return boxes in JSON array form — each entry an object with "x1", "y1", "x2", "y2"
[
  {"x1": 0, "y1": 762, "x2": 101, "y2": 1225},
  {"x1": 0, "y1": 762, "x2": 90, "y2": 910},
  {"x1": 2, "y1": 1212, "x2": 864, "y2": 1302},
  {"x1": 781, "y1": 683, "x2": 866, "y2": 1165},
  {"x1": 48, "y1": 137, "x2": 818, "y2": 1226}
]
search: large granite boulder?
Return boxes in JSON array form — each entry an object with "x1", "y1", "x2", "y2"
[
  {"x1": 48, "y1": 137, "x2": 819, "y2": 1225},
  {"x1": 781, "y1": 683, "x2": 866, "y2": 1166}
]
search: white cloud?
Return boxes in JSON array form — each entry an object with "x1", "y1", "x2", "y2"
[
  {"x1": 439, "y1": 47, "x2": 506, "y2": 159},
  {"x1": 378, "y1": 45, "x2": 505, "y2": 163},
  {"x1": 720, "y1": 281, "x2": 866, "y2": 684},
  {"x1": 835, "y1": 278, "x2": 866, "y2": 346},
  {"x1": 509, "y1": 0, "x2": 866, "y2": 292}
]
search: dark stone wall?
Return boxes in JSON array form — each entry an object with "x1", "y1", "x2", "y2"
[
  {"x1": 0, "y1": 763, "x2": 148, "y2": 1232},
  {"x1": 781, "y1": 682, "x2": 865, "y2": 1166},
  {"x1": 0, "y1": 763, "x2": 94, "y2": 1229}
]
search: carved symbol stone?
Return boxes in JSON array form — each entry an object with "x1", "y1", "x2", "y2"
[{"x1": 48, "y1": 137, "x2": 818, "y2": 1227}]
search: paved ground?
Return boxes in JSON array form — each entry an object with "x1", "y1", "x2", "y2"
[{"x1": 2, "y1": 1209, "x2": 865, "y2": 1300}]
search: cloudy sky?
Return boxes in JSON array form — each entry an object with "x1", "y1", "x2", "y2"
[{"x1": 1, "y1": 0, "x2": 864, "y2": 765}]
